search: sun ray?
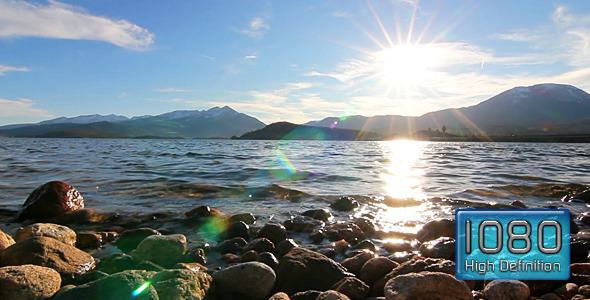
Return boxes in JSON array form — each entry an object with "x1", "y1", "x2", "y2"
[
  {"x1": 366, "y1": 0, "x2": 395, "y2": 48},
  {"x1": 405, "y1": 0, "x2": 420, "y2": 44}
]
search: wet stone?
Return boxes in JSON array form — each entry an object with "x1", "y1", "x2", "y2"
[
  {"x1": 230, "y1": 213, "x2": 256, "y2": 225},
  {"x1": 352, "y1": 240, "x2": 377, "y2": 252},
  {"x1": 579, "y1": 285, "x2": 590, "y2": 297},
  {"x1": 221, "y1": 253, "x2": 239, "y2": 264},
  {"x1": 17, "y1": 181, "x2": 84, "y2": 222},
  {"x1": 215, "y1": 237, "x2": 248, "y2": 254},
  {"x1": 310, "y1": 230, "x2": 326, "y2": 244},
  {"x1": 258, "y1": 251, "x2": 279, "y2": 270},
  {"x1": 97, "y1": 253, "x2": 138, "y2": 274},
  {"x1": 134, "y1": 260, "x2": 165, "y2": 272},
  {"x1": 302, "y1": 208, "x2": 332, "y2": 221},
  {"x1": 359, "y1": 257, "x2": 399, "y2": 287},
  {"x1": 213, "y1": 262, "x2": 276, "y2": 300},
  {"x1": 330, "y1": 196, "x2": 359, "y2": 211},
  {"x1": 258, "y1": 223, "x2": 288, "y2": 245},
  {"x1": 269, "y1": 292, "x2": 291, "y2": 300},
  {"x1": 291, "y1": 290, "x2": 321, "y2": 300},
  {"x1": 416, "y1": 219, "x2": 455, "y2": 242},
  {"x1": 76, "y1": 232, "x2": 103, "y2": 249},
  {"x1": 185, "y1": 205, "x2": 223, "y2": 218},
  {"x1": 276, "y1": 239, "x2": 299, "y2": 258},
  {"x1": 240, "y1": 250, "x2": 259, "y2": 262},
  {"x1": 284, "y1": 216, "x2": 324, "y2": 232},
  {"x1": 354, "y1": 218, "x2": 377, "y2": 236},
  {"x1": 325, "y1": 223, "x2": 365, "y2": 242},
  {"x1": 116, "y1": 227, "x2": 161, "y2": 253},
  {"x1": 419, "y1": 237, "x2": 455, "y2": 260},
  {"x1": 220, "y1": 220, "x2": 250, "y2": 241},
  {"x1": 316, "y1": 290, "x2": 351, "y2": 300},
  {"x1": 382, "y1": 241, "x2": 412, "y2": 253},
  {"x1": 243, "y1": 237, "x2": 275, "y2": 253},
  {"x1": 341, "y1": 250, "x2": 375, "y2": 275}
]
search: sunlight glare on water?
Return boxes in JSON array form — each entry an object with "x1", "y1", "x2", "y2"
[{"x1": 380, "y1": 140, "x2": 429, "y2": 201}]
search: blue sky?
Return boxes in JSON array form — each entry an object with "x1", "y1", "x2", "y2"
[{"x1": 2, "y1": 0, "x2": 590, "y2": 125}]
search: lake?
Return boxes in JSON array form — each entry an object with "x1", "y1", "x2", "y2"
[{"x1": 1, "y1": 138, "x2": 588, "y2": 234}]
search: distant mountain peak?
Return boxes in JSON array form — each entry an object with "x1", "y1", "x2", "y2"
[{"x1": 39, "y1": 114, "x2": 129, "y2": 125}]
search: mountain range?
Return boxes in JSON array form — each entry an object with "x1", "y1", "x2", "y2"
[{"x1": 1, "y1": 83, "x2": 589, "y2": 140}]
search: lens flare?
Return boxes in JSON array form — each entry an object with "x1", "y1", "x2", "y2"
[
  {"x1": 275, "y1": 149, "x2": 296, "y2": 174},
  {"x1": 131, "y1": 281, "x2": 151, "y2": 298},
  {"x1": 198, "y1": 217, "x2": 228, "y2": 240}
]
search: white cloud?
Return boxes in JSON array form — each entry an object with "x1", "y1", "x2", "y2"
[
  {"x1": 144, "y1": 97, "x2": 201, "y2": 106},
  {"x1": 244, "y1": 55, "x2": 257, "y2": 59},
  {"x1": 0, "y1": 64, "x2": 29, "y2": 75},
  {"x1": 331, "y1": 11, "x2": 350, "y2": 18},
  {"x1": 240, "y1": 17, "x2": 270, "y2": 38},
  {"x1": 153, "y1": 88, "x2": 191, "y2": 92},
  {"x1": 0, "y1": 98, "x2": 51, "y2": 117},
  {"x1": 0, "y1": 0, "x2": 154, "y2": 50}
]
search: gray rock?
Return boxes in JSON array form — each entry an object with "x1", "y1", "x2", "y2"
[
  {"x1": 133, "y1": 234, "x2": 187, "y2": 267},
  {"x1": 213, "y1": 261, "x2": 276, "y2": 300},
  {"x1": 302, "y1": 209, "x2": 332, "y2": 221},
  {"x1": 284, "y1": 216, "x2": 324, "y2": 233},
  {"x1": 330, "y1": 197, "x2": 359, "y2": 211},
  {"x1": 484, "y1": 280, "x2": 530, "y2": 300},
  {"x1": 419, "y1": 237, "x2": 455, "y2": 260},
  {"x1": 275, "y1": 247, "x2": 351, "y2": 295},
  {"x1": 15, "y1": 223, "x2": 77, "y2": 246},
  {"x1": 384, "y1": 272, "x2": 472, "y2": 300},
  {"x1": 0, "y1": 264, "x2": 61, "y2": 300}
]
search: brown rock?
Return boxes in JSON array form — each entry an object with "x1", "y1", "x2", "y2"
[
  {"x1": 0, "y1": 236, "x2": 96, "y2": 276},
  {"x1": 418, "y1": 237, "x2": 455, "y2": 260},
  {"x1": 359, "y1": 257, "x2": 399, "y2": 287},
  {"x1": 15, "y1": 223, "x2": 77, "y2": 246},
  {"x1": 269, "y1": 292, "x2": 291, "y2": 300},
  {"x1": 0, "y1": 227, "x2": 15, "y2": 251},
  {"x1": 213, "y1": 262, "x2": 276, "y2": 300},
  {"x1": 291, "y1": 290, "x2": 321, "y2": 300},
  {"x1": 316, "y1": 290, "x2": 351, "y2": 300},
  {"x1": 243, "y1": 237, "x2": 275, "y2": 253},
  {"x1": 49, "y1": 208, "x2": 119, "y2": 225},
  {"x1": 484, "y1": 280, "x2": 530, "y2": 300},
  {"x1": 384, "y1": 271, "x2": 472, "y2": 300},
  {"x1": 539, "y1": 293, "x2": 563, "y2": 300},
  {"x1": 0, "y1": 264, "x2": 61, "y2": 300},
  {"x1": 17, "y1": 181, "x2": 84, "y2": 222},
  {"x1": 572, "y1": 263, "x2": 590, "y2": 275},
  {"x1": 340, "y1": 251, "x2": 375, "y2": 275},
  {"x1": 331, "y1": 277, "x2": 370, "y2": 300},
  {"x1": 554, "y1": 283, "x2": 579, "y2": 299},
  {"x1": 76, "y1": 232, "x2": 103, "y2": 249},
  {"x1": 221, "y1": 253, "x2": 239, "y2": 264},
  {"x1": 240, "y1": 250, "x2": 259, "y2": 262},
  {"x1": 579, "y1": 285, "x2": 590, "y2": 297},
  {"x1": 186, "y1": 205, "x2": 223, "y2": 218},
  {"x1": 416, "y1": 219, "x2": 454, "y2": 242},
  {"x1": 274, "y1": 247, "x2": 351, "y2": 295}
]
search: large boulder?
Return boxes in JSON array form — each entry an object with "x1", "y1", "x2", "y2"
[
  {"x1": 213, "y1": 261, "x2": 276, "y2": 300},
  {"x1": 52, "y1": 270, "x2": 157, "y2": 300},
  {"x1": 416, "y1": 219, "x2": 454, "y2": 242},
  {"x1": 0, "y1": 264, "x2": 61, "y2": 300},
  {"x1": 15, "y1": 223, "x2": 77, "y2": 246},
  {"x1": 0, "y1": 236, "x2": 95, "y2": 277},
  {"x1": 274, "y1": 247, "x2": 351, "y2": 295},
  {"x1": 0, "y1": 227, "x2": 15, "y2": 251},
  {"x1": 151, "y1": 269, "x2": 214, "y2": 300},
  {"x1": 384, "y1": 272, "x2": 472, "y2": 300},
  {"x1": 132, "y1": 234, "x2": 187, "y2": 268},
  {"x1": 17, "y1": 181, "x2": 84, "y2": 222},
  {"x1": 359, "y1": 257, "x2": 399, "y2": 287}
]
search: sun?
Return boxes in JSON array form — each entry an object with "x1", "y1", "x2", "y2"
[{"x1": 374, "y1": 44, "x2": 440, "y2": 85}]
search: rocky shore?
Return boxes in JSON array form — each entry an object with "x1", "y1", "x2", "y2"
[{"x1": 1, "y1": 181, "x2": 590, "y2": 300}]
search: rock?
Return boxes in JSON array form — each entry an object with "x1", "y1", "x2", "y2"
[
  {"x1": 213, "y1": 261, "x2": 276, "y2": 300},
  {"x1": 151, "y1": 268, "x2": 214, "y2": 300},
  {"x1": 579, "y1": 285, "x2": 590, "y2": 297},
  {"x1": 316, "y1": 290, "x2": 351, "y2": 300},
  {"x1": 310, "y1": 230, "x2": 325, "y2": 244},
  {"x1": 330, "y1": 197, "x2": 359, "y2": 211},
  {"x1": 216, "y1": 237, "x2": 248, "y2": 254},
  {"x1": 269, "y1": 292, "x2": 291, "y2": 300},
  {"x1": 17, "y1": 181, "x2": 84, "y2": 222},
  {"x1": 116, "y1": 228, "x2": 161, "y2": 252},
  {"x1": 76, "y1": 232, "x2": 103, "y2": 249},
  {"x1": 567, "y1": 189, "x2": 590, "y2": 203},
  {"x1": 99, "y1": 231, "x2": 118, "y2": 243},
  {"x1": 275, "y1": 247, "x2": 351, "y2": 295},
  {"x1": 484, "y1": 280, "x2": 530, "y2": 300},
  {"x1": 15, "y1": 223, "x2": 77, "y2": 246},
  {"x1": 539, "y1": 293, "x2": 563, "y2": 300},
  {"x1": 384, "y1": 271, "x2": 472, "y2": 300},
  {"x1": 382, "y1": 241, "x2": 412, "y2": 253},
  {"x1": 359, "y1": 257, "x2": 399, "y2": 287},
  {"x1": 186, "y1": 205, "x2": 223, "y2": 218},
  {"x1": 510, "y1": 200, "x2": 527, "y2": 208},
  {"x1": 135, "y1": 260, "x2": 164, "y2": 272},
  {"x1": 133, "y1": 234, "x2": 187, "y2": 268},
  {"x1": 325, "y1": 223, "x2": 365, "y2": 242},
  {"x1": 341, "y1": 251, "x2": 375, "y2": 275},
  {"x1": 185, "y1": 247, "x2": 207, "y2": 265},
  {"x1": 0, "y1": 236, "x2": 96, "y2": 277},
  {"x1": 291, "y1": 290, "x2": 321, "y2": 300},
  {"x1": 331, "y1": 277, "x2": 370, "y2": 300},
  {"x1": 572, "y1": 263, "x2": 590, "y2": 275},
  {"x1": 240, "y1": 250, "x2": 259, "y2": 262},
  {"x1": 230, "y1": 213, "x2": 256, "y2": 225},
  {"x1": 572, "y1": 294, "x2": 587, "y2": 300},
  {"x1": 258, "y1": 252, "x2": 279, "y2": 270},
  {"x1": 384, "y1": 257, "x2": 454, "y2": 279},
  {"x1": 284, "y1": 216, "x2": 324, "y2": 232},
  {"x1": 220, "y1": 221, "x2": 250, "y2": 241},
  {"x1": 52, "y1": 270, "x2": 157, "y2": 300},
  {"x1": 0, "y1": 227, "x2": 15, "y2": 251},
  {"x1": 258, "y1": 223, "x2": 288, "y2": 244},
  {"x1": 173, "y1": 262, "x2": 208, "y2": 273},
  {"x1": 352, "y1": 240, "x2": 377, "y2": 252},
  {"x1": 416, "y1": 219, "x2": 454, "y2": 242},
  {"x1": 327, "y1": 240, "x2": 350, "y2": 254},
  {"x1": 61, "y1": 270, "x2": 109, "y2": 286},
  {"x1": 0, "y1": 264, "x2": 61, "y2": 300},
  {"x1": 302, "y1": 209, "x2": 332, "y2": 221},
  {"x1": 97, "y1": 253, "x2": 138, "y2": 274},
  {"x1": 221, "y1": 253, "x2": 239, "y2": 264},
  {"x1": 354, "y1": 218, "x2": 376, "y2": 236},
  {"x1": 49, "y1": 208, "x2": 119, "y2": 225},
  {"x1": 419, "y1": 237, "x2": 455, "y2": 260},
  {"x1": 276, "y1": 239, "x2": 298, "y2": 258},
  {"x1": 554, "y1": 283, "x2": 579, "y2": 299},
  {"x1": 244, "y1": 238, "x2": 275, "y2": 253}
]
